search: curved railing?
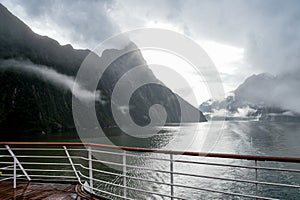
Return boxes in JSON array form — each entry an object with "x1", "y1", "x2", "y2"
[{"x1": 0, "y1": 142, "x2": 300, "y2": 199}]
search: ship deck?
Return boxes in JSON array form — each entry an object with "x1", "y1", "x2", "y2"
[{"x1": 0, "y1": 180, "x2": 100, "y2": 200}]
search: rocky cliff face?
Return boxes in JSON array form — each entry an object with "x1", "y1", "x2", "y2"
[{"x1": 0, "y1": 4, "x2": 206, "y2": 136}]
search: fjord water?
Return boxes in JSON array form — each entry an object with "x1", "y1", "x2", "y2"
[
  {"x1": 6, "y1": 121, "x2": 300, "y2": 199},
  {"x1": 112, "y1": 121, "x2": 300, "y2": 199},
  {"x1": 88, "y1": 121, "x2": 300, "y2": 199}
]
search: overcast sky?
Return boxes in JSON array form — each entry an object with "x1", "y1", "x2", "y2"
[{"x1": 1, "y1": 0, "x2": 300, "y2": 105}]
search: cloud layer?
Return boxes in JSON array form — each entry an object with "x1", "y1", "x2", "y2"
[
  {"x1": 2, "y1": 0, "x2": 300, "y2": 75},
  {"x1": 0, "y1": 0, "x2": 119, "y2": 49},
  {"x1": 0, "y1": 59, "x2": 101, "y2": 102},
  {"x1": 108, "y1": 0, "x2": 300, "y2": 76}
]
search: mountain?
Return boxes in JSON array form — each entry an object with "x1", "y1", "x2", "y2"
[
  {"x1": 200, "y1": 73, "x2": 300, "y2": 121},
  {"x1": 0, "y1": 4, "x2": 206, "y2": 137}
]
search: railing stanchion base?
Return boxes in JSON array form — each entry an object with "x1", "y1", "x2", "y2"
[
  {"x1": 88, "y1": 146, "x2": 93, "y2": 192},
  {"x1": 13, "y1": 157, "x2": 16, "y2": 189}
]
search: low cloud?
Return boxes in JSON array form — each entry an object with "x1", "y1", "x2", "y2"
[
  {"x1": 210, "y1": 106, "x2": 256, "y2": 118},
  {"x1": 233, "y1": 106, "x2": 256, "y2": 118},
  {"x1": 235, "y1": 74, "x2": 300, "y2": 114},
  {"x1": 0, "y1": 59, "x2": 101, "y2": 102},
  {"x1": 259, "y1": 76, "x2": 300, "y2": 113}
]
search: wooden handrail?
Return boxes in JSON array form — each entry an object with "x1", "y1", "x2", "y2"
[{"x1": 1, "y1": 141, "x2": 300, "y2": 163}]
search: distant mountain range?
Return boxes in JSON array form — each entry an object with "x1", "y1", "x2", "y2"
[
  {"x1": 200, "y1": 73, "x2": 300, "y2": 121},
  {"x1": 0, "y1": 4, "x2": 206, "y2": 136}
]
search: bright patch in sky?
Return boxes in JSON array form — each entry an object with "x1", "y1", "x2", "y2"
[
  {"x1": 200, "y1": 40, "x2": 245, "y2": 92},
  {"x1": 146, "y1": 21, "x2": 183, "y2": 33},
  {"x1": 142, "y1": 40, "x2": 245, "y2": 106},
  {"x1": 200, "y1": 40, "x2": 244, "y2": 75},
  {"x1": 142, "y1": 49, "x2": 211, "y2": 107}
]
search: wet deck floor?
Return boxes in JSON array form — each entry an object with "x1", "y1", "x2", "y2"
[{"x1": 0, "y1": 180, "x2": 98, "y2": 199}]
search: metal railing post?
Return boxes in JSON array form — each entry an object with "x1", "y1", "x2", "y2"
[
  {"x1": 63, "y1": 146, "x2": 80, "y2": 183},
  {"x1": 255, "y1": 160, "x2": 258, "y2": 197},
  {"x1": 123, "y1": 150, "x2": 127, "y2": 199},
  {"x1": 170, "y1": 154, "x2": 174, "y2": 200},
  {"x1": 88, "y1": 146, "x2": 93, "y2": 192},
  {"x1": 5, "y1": 145, "x2": 31, "y2": 184},
  {"x1": 13, "y1": 157, "x2": 16, "y2": 188}
]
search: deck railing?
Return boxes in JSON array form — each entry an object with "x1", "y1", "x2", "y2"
[{"x1": 0, "y1": 142, "x2": 300, "y2": 199}]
